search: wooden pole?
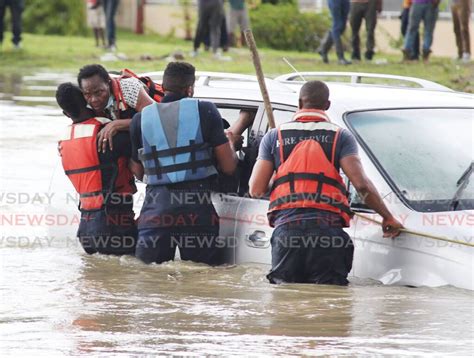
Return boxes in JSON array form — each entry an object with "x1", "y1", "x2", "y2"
[{"x1": 244, "y1": 29, "x2": 276, "y2": 129}]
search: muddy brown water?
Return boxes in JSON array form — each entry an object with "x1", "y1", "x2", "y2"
[{"x1": 0, "y1": 73, "x2": 473, "y2": 356}]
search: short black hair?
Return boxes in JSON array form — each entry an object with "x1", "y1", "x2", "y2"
[
  {"x1": 162, "y1": 62, "x2": 195, "y2": 93},
  {"x1": 77, "y1": 64, "x2": 110, "y2": 88},
  {"x1": 299, "y1": 80, "x2": 330, "y2": 109},
  {"x1": 56, "y1": 82, "x2": 87, "y2": 121}
]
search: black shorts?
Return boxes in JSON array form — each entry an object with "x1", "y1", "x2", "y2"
[
  {"x1": 267, "y1": 219, "x2": 354, "y2": 285},
  {"x1": 135, "y1": 225, "x2": 228, "y2": 266},
  {"x1": 78, "y1": 208, "x2": 137, "y2": 256}
]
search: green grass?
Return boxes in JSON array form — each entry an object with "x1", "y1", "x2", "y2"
[{"x1": 1, "y1": 30, "x2": 473, "y2": 92}]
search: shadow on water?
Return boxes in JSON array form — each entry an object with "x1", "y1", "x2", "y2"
[{"x1": 0, "y1": 72, "x2": 473, "y2": 356}]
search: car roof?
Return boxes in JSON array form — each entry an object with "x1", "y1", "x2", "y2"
[
  {"x1": 195, "y1": 82, "x2": 474, "y2": 109},
  {"x1": 144, "y1": 70, "x2": 474, "y2": 111}
]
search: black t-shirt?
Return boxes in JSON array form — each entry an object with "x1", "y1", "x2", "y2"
[
  {"x1": 99, "y1": 131, "x2": 132, "y2": 195},
  {"x1": 78, "y1": 131, "x2": 135, "y2": 237},
  {"x1": 129, "y1": 93, "x2": 228, "y2": 229}
]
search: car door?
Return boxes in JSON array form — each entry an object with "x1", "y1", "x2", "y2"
[
  {"x1": 232, "y1": 105, "x2": 297, "y2": 265},
  {"x1": 205, "y1": 99, "x2": 265, "y2": 264}
]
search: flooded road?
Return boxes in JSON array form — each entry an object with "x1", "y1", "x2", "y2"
[{"x1": 1, "y1": 73, "x2": 473, "y2": 356}]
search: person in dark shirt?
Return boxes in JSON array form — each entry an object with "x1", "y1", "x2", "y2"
[
  {"x1": 0, "y1": 0, "x2": 24, "y2": 50},
  {"x1": 56, "y1": 83, "x2": 138, "y2": 256},
  {"x1": 129, "y1": 62, "x2": 237, "y2": 265}
]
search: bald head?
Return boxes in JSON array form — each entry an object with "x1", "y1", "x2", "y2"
[{"x1": 298, "y1": 80, "x2": 330, "y2": 110}]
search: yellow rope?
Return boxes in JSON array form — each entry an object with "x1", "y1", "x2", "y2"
[{"x1": 354, "y1": 213, "x2": 474, "y2": 248}]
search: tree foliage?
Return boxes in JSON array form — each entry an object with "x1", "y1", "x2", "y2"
[
  {"x1": 23, "y1": 0, "x2": 87, "y2": 36},
  {"x1": 249, "y1": 4, "x2": 330, "y2": 52}
]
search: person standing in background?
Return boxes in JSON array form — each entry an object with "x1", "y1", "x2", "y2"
[
  {"x1": 192, "y1": 0, "x2": 229, "y2": 60},
  {"x1": 403, "y1": 0, "x2": 439, "y2": 63},
  {"x1": 0, "y1": 0, "x2": 24, "y2": 50},
  {"x1": 227, "y1": 0, "x2": 250, "y2": 47},
  {"x1": 349, "y1": 0, "x2": 382, "y2": 61},
  {"x1": 87, "y1": 0, "x2": 106, "y2": 48},
  {"x1": 317, "y1": 0, "x2": 351, "y2": 65},
  {"x1": 103, "y1": 0, "x2": 119, "y2": 51},
  {"x1": 400, "y1": 0, "x2": 420, "y2": 60},
  {"x1": 451, "y1": 0, "x2": 471, "y2": 63}
]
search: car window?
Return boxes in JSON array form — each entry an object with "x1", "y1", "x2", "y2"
[
  {"x1": 346, "y1": 108, "x2": 474, "y2": 212},
  {"x1": 216, "y1": 106, "x2": 258, "y2": 147},
  {"x1": 218, "y1": 107, "x2": 242, "y2": 128},
  {"x1": 273, "y1": 109, "x2": 295, "y2": 127}
]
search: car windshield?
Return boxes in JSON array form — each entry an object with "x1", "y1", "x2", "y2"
[{"x1": 346, "y1": 108, "x2": 474, "y2": 212}]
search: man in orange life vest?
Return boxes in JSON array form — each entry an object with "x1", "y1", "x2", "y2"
[
  {"x1": 249, "y1": 81, "x2": 403, "y2": 285},
  {"x1": 56, "y1": 83, "x2": 138, "y2": 255}
]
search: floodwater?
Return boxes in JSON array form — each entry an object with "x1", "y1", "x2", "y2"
[{"x1": 0, "y1": 73, "x2": 473, "y2": 356}]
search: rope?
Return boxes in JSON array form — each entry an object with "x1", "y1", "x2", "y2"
[{"x1": 354, "y1": 213, "x2": 474, "y2": 248}]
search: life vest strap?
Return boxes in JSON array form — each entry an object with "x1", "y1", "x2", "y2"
[
  {"x1": 143, "y1": 158, "x2": 214, "y2": 177},
  {"x1": 269, "y1": 192, "x2": 353, "y2": 216},
  {"x1": 272, "y1": 172, "x2": 348, "y2": 197},
  {"x1": 64, "y1": 163, "x2": 114, "y2": 176},
  {"x1": 138, "y1": 141, "x2": 210, "y2": 161},
  {"x1": 79, "y1": 190, "x2": 104, "y2": 198}
]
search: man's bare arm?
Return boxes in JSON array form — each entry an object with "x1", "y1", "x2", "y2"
[
  {"x1": 135, "y1": 88, "x2": 155, "y2": 112},
  {"x1": 129, "y1": 159, "x2": 144, "y2": 181},
  {"x1": 214, "y1": 141, "x2": 238, "y2": 176},
  {"x1": 249, "y1": 159, "x2": 274, "y2": 198},
  {"x1": 340, "y1": 155, "x2": 403, "y2": 237}
]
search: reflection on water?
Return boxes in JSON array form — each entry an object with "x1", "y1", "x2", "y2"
[{"x1": 0, "y1": 73, "x2": 473, "y2": 356}]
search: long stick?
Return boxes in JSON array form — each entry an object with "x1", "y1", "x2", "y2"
[
  {"x1": 244, "y1": 29, "x2": 276, "y2": 129},
  {"x1": 354, "y1": 213, "x2": 474, "y2": 248}
]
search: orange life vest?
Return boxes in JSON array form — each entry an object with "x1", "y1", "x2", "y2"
[
  {"x1": 59, "y1": 117, "x2": 137, "y2": 211},
  {"x1": 268, "y1": 109, "x2": 353, "y2": 227},
  {"x1": 110, "y1": 68, "x2": 164, "y2": 119}
]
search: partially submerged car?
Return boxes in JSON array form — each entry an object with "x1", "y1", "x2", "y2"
[
  {"x1": 140, "y1": 71, "x2": 473, "y2": 290},
  {"x1": 52, "y1": 71, "x2": 474, "y2": 290}
]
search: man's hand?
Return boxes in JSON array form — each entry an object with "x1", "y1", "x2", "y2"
[
  {"x1": 97, "y1": 121, "x2": 120, "y2": 152},
  {"x1": 382, "y1": 216, "x2": 403, "y2": 238},
  {"x1": 97, "y1": 119, "x2": 131, "y2": 152},
  {"x1": 249, "y1": 159, "x2": 274, "y2": 198},
  {"x1": 225, "y1": 130, "x2": 244, "y2": 151}
]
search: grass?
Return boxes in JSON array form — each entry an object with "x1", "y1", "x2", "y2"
[{"x1": 0, "y1": 30, "x2": 473, "y2": 92}]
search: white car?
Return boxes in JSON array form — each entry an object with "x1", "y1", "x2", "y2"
[
  {"x1": 52, "y1": 71, "x2": 473, "y2": 290},
  {"x1": 140, "y1": 71, "x2": 474, "y2": 290}
]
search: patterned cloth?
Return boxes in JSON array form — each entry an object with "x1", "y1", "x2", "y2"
[{"x1": 119, "y1": 77, "x2": 144, "y2": 109}]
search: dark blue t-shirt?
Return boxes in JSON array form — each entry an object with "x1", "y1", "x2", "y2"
[
  {"x1": 129, "y1": 93, "x2": 228, "y2": 229},
  {"x1": 258, "y1": 125, "x2": 359, "y2": 227}
]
